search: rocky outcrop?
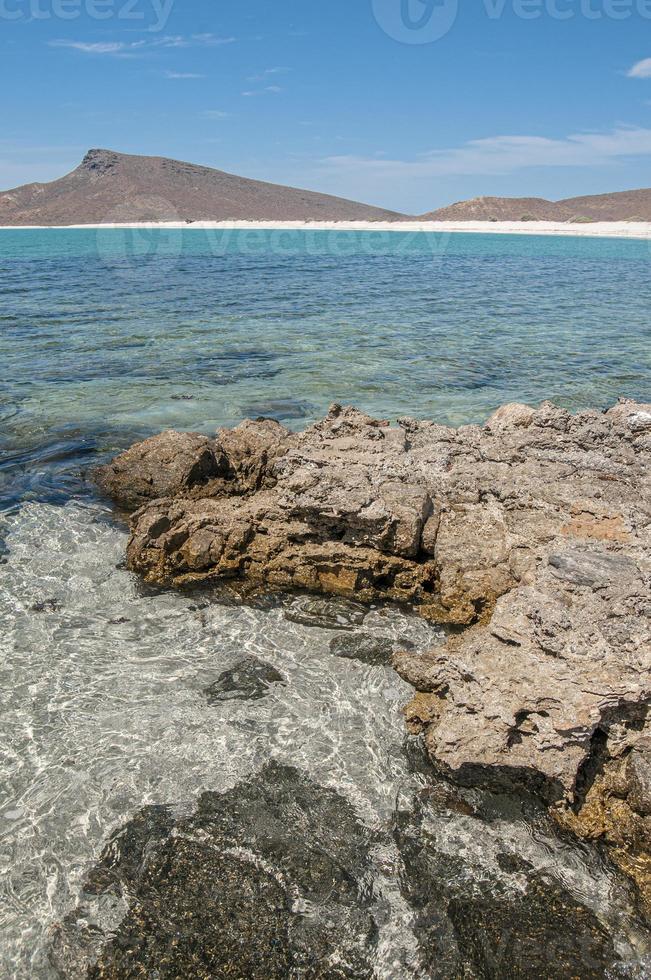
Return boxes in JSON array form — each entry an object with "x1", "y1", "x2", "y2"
[
  {"x1": 97, "y1": 399, "x2": 650, "y2": 875},
  {"x1": 95, "y1": 418, "x2": 293, "y2": 510},
  {"x1": 555, "y1": 739, "x2": 651, "y2": 917}
]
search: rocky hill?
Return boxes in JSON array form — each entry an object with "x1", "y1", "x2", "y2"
[
  {"x1": 0, "y1": 148, "x2": 404, "y2": 226},
  {"x1": 3, "y1": 149, "x2": 651, "y2": 225},
  {"x1": 422, "y1": 188, "x2": 651, "y2": 222}
]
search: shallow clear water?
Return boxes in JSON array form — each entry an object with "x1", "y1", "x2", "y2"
[
  {"x1": 0, "y1": 501, "x2": 443, "y2": 975},
  {"x1": 2, "y1": 502, "x2": 650, "y2": 977},
  {"x1": 1, "y1": 228, "x2": 650, "y2": 511},
  {"x1": 1, "y1": 229, "x2": 651, "y2": 976}
]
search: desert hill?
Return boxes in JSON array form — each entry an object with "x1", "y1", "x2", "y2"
[
  {"x1": 0, "y1": 149, "x2": 404, "y2": 226},
  {"x1": 3, "y1": 149, "x2": 651, "y2": 225},
  {"x1": 422, "y1": 189, "x2": 651, "y2": 222}
]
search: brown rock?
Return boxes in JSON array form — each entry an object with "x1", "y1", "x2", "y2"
[
  {"x1": 95, "y1": 430, "x2": 224, "y2": 510},
  {"x1": 99, "y1": 400, "x2": 650, "y2": 815}
]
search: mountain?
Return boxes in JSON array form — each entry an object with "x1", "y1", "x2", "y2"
[
  {"x1": 421, "y1": 189, "x2": 651, "y2": 222},
  {"x1": 3, "y1": 149, "x2": 651, "y2": 225},
  {"x1": 0, "y1": 149, "x2": 404, "y2": 226}
]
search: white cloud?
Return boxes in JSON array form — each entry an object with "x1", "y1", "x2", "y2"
[
  {"x1": 158, "y1": 34, "x2": 235, "y2": 49},
  {"x1": 246, "y1": 67, "x2": 291, "y2": 82},
  {"x1": 202, "y1": 110, "x2": 230, "y2": 119},
  {"x1": 165, "y1": 71, "x2": 205, "y2": 79},
  {"x1": 49, "y1": 34, "x2": 235, "y2": 57},
  {"x1": 627, "y1": 58, "x2": 651, "y2": 78},
  {"x1": 241, "y1": 85, "x2": 283, "y2": 97},
  {"x1": 48, "y1": 40, "x2": 145, "y2": 56},
  {"x1": 320, "y1": 126, "x2": 651, "y2": 180}
]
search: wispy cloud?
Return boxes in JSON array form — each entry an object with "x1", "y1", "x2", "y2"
[
  {"x1": 159, "y1": 33, "x2": 235, "y2": 49},
  {"x1": 320, "y1": 126, "x2": 651, "y2": 180},
  {"x1": 202, "y1": 110, "x2": 230, "y2": 119},
  {"x1": 49, "y1": 34, "x2": 235, "y2": 57},
  {"x1": 49, "y1": 40, "x2": 145, "y2": 56},
  {"x1": 165, "y1": 70, "x2": 205, "y2": 79},
  {"x1": 627, "y1": 58, "x2": 651, "y2": 79},
  {"x1": 242, "y1": 85, "x2": 283, "y2": 97},
  {"x1": 246, "y1": 66, "x2": 291, "y2": 82}
]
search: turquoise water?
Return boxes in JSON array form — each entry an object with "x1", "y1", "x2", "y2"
[
  {"x1": 1, "y1": 228, "x2": 651, "y2": 976},
  {"x1": 1, "y1": 227, "x2": 650, "y2": 509}
]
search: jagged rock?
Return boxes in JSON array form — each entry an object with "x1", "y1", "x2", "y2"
[
  {"x1": 95, "y1": 419, "x2": 294, "y2": 511},
  {"x1": 628, "y1": 740, "x2": 651, "y2": 817},
  {"x1": 216, "y1": 418, "x2": 294, "y2": 494},
  {"x1": 395, "y1": 548, "x2": 649, "y2": 801},
  {"x1": 556, "y1": 741, "x2": 651, "y2": 917},
  {"x1": 98, "y1": 399, "x2": 651, "y2": 814},
  {"x1": 95, "y1": 430, "x2": 223, "y2": 510},
  {"x1": 485, "y1": 401, "x2": 536, "y2": 431},
  {"x1": 204, "y1": 656, "x2": 286, "y2": 703}
]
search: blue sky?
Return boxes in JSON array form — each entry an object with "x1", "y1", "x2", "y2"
[{"x1": 2, "y1": 0, "x2": 651, "y2": 212}]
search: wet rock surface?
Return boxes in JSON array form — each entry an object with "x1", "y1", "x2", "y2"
[
  {"x1": 50, "y1": 763, "x2": 378, "y2": 979},
  {"x1": 49, "y1": 762, "x2": 646, "y2": 979},
  {"x1": 330, "y1": 633, "x2": 413, "y2": 666},
  {"x1": 204, "y1": 656, "x2": 286, "y2": 703},
  {"x1": 393, "y1": 790, "x2": 632, "y2": 979},
  {"x1": 285, "y1": 595, "x2": 369, "y2": 630},
  {"x1": 557, "y1": 736, "x2": 651, "y2": 917}
]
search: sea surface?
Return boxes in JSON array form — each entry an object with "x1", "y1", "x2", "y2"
[{"x1": 1, "y1": 228, "x2": 651, "y2": 977}]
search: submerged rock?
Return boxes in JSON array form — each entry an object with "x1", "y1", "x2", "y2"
[
  {"x1": 556, "y1": 736, "x2": 651, "y2": 918},
  {"x1": 285, "y1": 595, "x2": 368, "y2": 630},
  {"x1": 393, "y1": 792, "x2": 633, "y2": 979},
  {"x1": 204, "y1": 656, "x2": 286, "y2": 703},
  {"x1": 329, "y1": 633, "x2": 413, "y2": 666},
  {"x1": 50, "y1": 763, "x2": 644, "y2": 979},
  {"x1": 50, "y1": 764, "x2": 377, "y2": 979}
]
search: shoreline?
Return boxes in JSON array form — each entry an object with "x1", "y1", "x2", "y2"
[{"x1": 2, "y1": 219, "x2": 651, "y2": 239}]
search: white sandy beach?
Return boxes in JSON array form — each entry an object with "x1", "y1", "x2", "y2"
[{"x1": 2, "y1": 219, "x2": 651, "y2": 239}]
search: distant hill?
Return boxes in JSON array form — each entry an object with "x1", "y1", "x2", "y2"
[
  {"x1": 421, "y1": 189, "x2": 651, "y2": 222},
  {"x1": 0, "y1": 149, "x2": 404, "y2": 226},
  {"x1": 3, "y1": 149, "x2": 651, "y2": 225}
]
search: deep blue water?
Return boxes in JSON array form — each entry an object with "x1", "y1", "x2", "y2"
[{"x1": 1, "y1": 227, "x2": 650, "y2": 510}]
